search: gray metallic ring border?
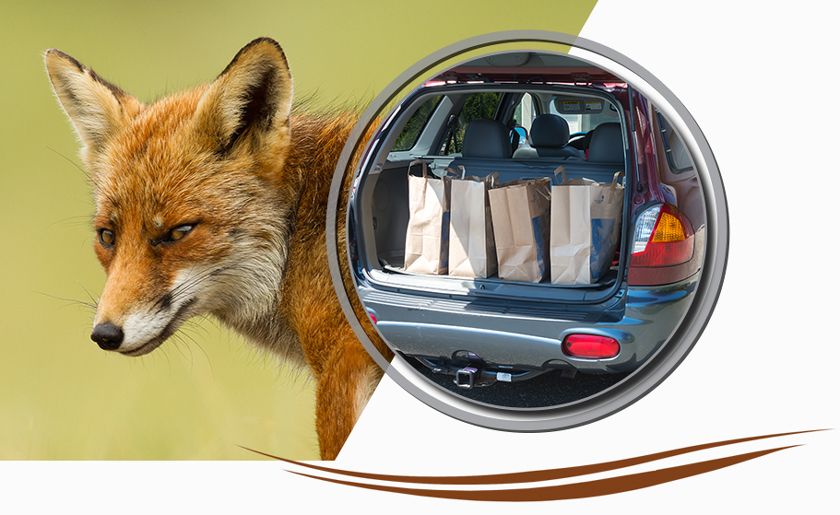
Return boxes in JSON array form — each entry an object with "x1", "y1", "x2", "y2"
[{"x1": 326, "y1": 30, "x2": 729, "y2": 431}]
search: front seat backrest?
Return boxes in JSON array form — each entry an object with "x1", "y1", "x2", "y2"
[
  {"x1": 513, "y1": 114, "x2": 582, "y2": 159},
  {"x1": 588, "y1": 122, "x2": 624, "y2": 163},
  {"x1": 461, "y1": 119, "x2": 512, "y2": 159},
  {"x1": 529, "y1": 114, "x2": 572, "y2": 157}
]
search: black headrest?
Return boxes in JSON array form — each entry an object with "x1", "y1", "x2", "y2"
[
  {"x1": 588, "y1": 123, "x2": 624, "y2": 163},
  {"x1": 462, "y1": 119, "x2": 512, "y2": 159},
  {"x1": 530, "y1": 114, "x2": 570, "y2": 149}
]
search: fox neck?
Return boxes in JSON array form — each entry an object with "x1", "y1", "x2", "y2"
[
  {"x1": 210, "y1": 108, "x2": 360, "y2": 367},
  {"x1": 211, "y1": 181, "x2": 305, "y2": 365}
]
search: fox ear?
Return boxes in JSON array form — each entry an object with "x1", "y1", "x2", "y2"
[
  {"x1": 195, "y1": 38, "x2": 293, "y2": 153},
  {"x1": 44, "y1": 49, "x2": 140, "y2": 158}
]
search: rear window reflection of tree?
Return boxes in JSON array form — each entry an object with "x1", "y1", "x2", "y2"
[
  {"x1": 392, "y1": 96, "x2": 444, "y2": 151},
  {"x1": 442, "y1": 92, "x2": 502, "y2": 155}
]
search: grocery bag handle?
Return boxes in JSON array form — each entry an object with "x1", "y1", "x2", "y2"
[
  {"x1": 444, "y1": 164, "x2": 466, "y2": 180},
  {"x1": 553, "y1": 166, "x2": 568, "y2": 185},
  {"x1": 408, "y1": 159, "x2": 430, "y2": 179},
  {"x1": 444, "y1": 165, "x2": 499, "y2": 188},
  {"x1": 534, "y1": 177, "x2": 552, "y2": 201},
  {"x1": 596, "y1": 171, "x2": 625, "y2": 204}
]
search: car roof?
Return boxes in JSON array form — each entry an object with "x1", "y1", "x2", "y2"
[{"x1": 432, "y1": 51, "x2": 622, "y2": 85}]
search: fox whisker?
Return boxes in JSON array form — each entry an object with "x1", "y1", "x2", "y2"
[
  {"x1": 37, "y1": 290, "x2": 98, "y2": 311},
  {"x1": 152, "y1": 265, "x2": 230, "y2": 312},
  {"x1": 46, "y1": 146, "x2": 92, "y2": 183}
]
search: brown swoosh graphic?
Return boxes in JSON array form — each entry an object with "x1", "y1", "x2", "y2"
[
  {"x1": 288, "y1": 445, "x2": 798, "y2": 502},
  {"x1": 242, "y1": 428, "x2": 823, "y2": 485}
]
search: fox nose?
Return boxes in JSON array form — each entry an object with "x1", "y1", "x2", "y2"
[{"x1": 91, "y1": 322, "x2": 124, "y2": 350}]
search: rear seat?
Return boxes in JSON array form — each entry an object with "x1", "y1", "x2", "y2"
[{"x1": 448, "y1": 119, "x2": 624, "y2": 184}]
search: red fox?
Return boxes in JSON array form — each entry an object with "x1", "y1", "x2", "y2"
[{"x1": 44, "y1": 37, "x2": 389, "y2": 460}]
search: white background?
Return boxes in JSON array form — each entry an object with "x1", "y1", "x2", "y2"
[{"x1": 2, "y1": 1, "x2": 838, "y2": 512}]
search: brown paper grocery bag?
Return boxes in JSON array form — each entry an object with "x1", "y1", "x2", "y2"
[
  {"x1": 403, "y1": 160, "x2": 451, "y2": 274},
  {"x1": 488, "y1": 177, "x2": 551, "y2": 283},
  {"x1": 448, "y1": 166, "x2": 498, "y2": 279},
  {"x1": 550, "y1": 169, "x2": 624, "y2": 284}
]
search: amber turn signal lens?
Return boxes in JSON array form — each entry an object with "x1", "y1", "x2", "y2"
[{"x1": 651, "y1": 211, "x2": 686, "y2": 242}]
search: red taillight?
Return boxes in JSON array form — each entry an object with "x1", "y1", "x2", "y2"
[
  {"x1": 369, "y1": 313, "x2": 378, "y2": 324},
  {"x1": 629, "y1": 204, "x2": 696, "y2": 286},
  {"x1": 562, "y1": 334, "x2": 620, "y2": 359}
]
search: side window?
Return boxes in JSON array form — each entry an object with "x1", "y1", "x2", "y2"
[
  {"x1": 392, "y1": 96, "x2": 443, "y2": 152},
  {"x1": 656, "y1": 111, "x2": 693, "y2": 173},
  {"x1": 512, "y1": 93, "x2": 536, "y2": 148},
  {"x1": 438, "y1": 92, "x2": 502, "y2": 155},
  {"x1": 512, "y1": 93, "x2": 536, "y2": 133}
]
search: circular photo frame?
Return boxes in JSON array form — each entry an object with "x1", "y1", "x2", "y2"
[{"x1": 327, "y1": 31, "x2": 728, "y2": 431}]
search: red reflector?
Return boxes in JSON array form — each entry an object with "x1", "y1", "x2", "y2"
[
  {"x1": 562, "y1": 334, "x2": 620, "y2": 359},
  {"x1": 369, "y1": 313, "x2": 377, "y2": 324}
]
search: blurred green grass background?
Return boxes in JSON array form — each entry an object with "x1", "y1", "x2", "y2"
[{"x1": 0, "y1": 0, "x2": 595, "y2": 459}]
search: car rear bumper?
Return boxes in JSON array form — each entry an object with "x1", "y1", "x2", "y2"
[{"x1": 359, "y1": 272, "x2": 699, "y2": 374}]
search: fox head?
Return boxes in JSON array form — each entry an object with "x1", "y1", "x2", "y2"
[{"x1": 45, "y1": 38, "x2": 296, "y2": 356}]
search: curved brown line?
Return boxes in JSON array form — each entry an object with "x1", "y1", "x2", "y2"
[
  {"x1": 242, "y1": 428, "x2": 823, "y2": 485},
  {"x1": 289, "y1": 445, "x2": 798, "y2": 502}
]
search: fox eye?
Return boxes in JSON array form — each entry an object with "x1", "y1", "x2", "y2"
[
  {"x1": 150, "y1": 223, "x2": 199, "y2": 246},
  {"x1": 98, "y1": 228, "x2": 115, "y2": 248},
  {"x1": 166, "y1": 224, "x2": 194, "y2": 242}
]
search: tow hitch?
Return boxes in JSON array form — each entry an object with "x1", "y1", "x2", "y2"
[
  {"x1": 455, "y1": 367, "x2": 479, "y2": 388},
  {"x1": 414, "y1": 355, "x2": 549, "y2": 389}
]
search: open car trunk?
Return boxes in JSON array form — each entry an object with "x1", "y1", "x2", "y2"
[
  {"x1": 349, "y1": 83, "x2": 633, "y2": 307},
  {"x1": 352, "y1": 156, "x2": 632, "y2": 305}
]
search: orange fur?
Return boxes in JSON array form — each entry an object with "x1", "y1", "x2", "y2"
[{"x1": 45, "y1": 38, "x2": 391, "y2": 459}]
